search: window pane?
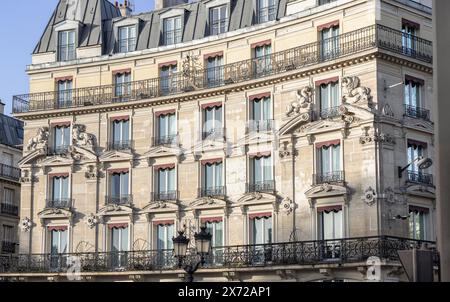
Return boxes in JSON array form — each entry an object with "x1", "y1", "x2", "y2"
[
  {"x1": 264, "y1": 217, "x2": 272, "y2": 244},
  {"x1": 120, "y1": 173, "x2": 129, "y2": 195},
  {"x1": 121, "y1": 228, "x2": 129, "y2": 251},
  {"x1": 158, "y1": 170, "x2": 167, "y2": 192}
]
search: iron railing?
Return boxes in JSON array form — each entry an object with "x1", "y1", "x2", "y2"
[
  {"x1": 246, "y1": 120, "x2": 274, "y2": 133},
  {"x1": 48, "y1": 145, "x2": 71, "y2": 155},
  {"x1": 152, "y1": 191, "x2": 179, "y2": 202},
  {"x1": 319, "y1": 106, "x2": 342, "y2": 119},
  {"x1": 153, "y1": 135, "x2": 178, "y2": 147},
  {"x1": 199, "y1": 186, "x2": 226, "y2": 198},
  {"x1": 246, "y1": 180, "x2": 275, "y2": 193},
  {"x1": 1, "y1": 242, "x2": 16, "y2": 254},
  {"x1": 404, "y1": 104, "x2": 431, "y2": 121},
  {"x1": 314, "y1": 171, "x2": 345, "y2": 185},
  {"x1": 13, "y1": 25, "x2": 432, "y2": 114},
  {"x1": 106, "y1": 195, "x2": 133, "y2": 206},
  {"x1": 0, "y1": 203, "x2": 19, "y2": 216},
  {"x1": 107, "y1": 140, "x2": 134, "y2": 151},
  {"x1": 0, "y1": 236, "x2": 438, "y2": 273},
  {"x1": 202, "y1": 128, "x2": 224, "y2": 140},
  {"x1": 0, "y1": 164, "x2": 20, "y2": 181},
  {"x1": 406, "y1": 171, "x2": 433, "y2": 186},
  {"x1": 46, "y1": 199, "x2": 72, "y2": 209}
]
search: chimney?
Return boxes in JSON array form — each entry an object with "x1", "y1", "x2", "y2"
[
  {"x1": 155, "y1": 0, "x2": 189, "y2": 10},
  {"x1": 0, "y1": 100, "x2": 5, "y2": 115},
  {"x1": 115, "y1": 0, "x2": 132, "y2": 17}
]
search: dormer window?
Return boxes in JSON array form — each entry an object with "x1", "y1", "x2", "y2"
[
  {"x1": 257, "y1": 0, "x2": 277, "y2": 24},
  {"x1": 57, "y1": 30, "x2": 76, "y2": 62},
  {"x1": 163, "y1": 16, "x2": 182, "y2": 46},
  {"x1": 209, "y1": 5, "x2": 228, "y2": 35},
  {"x1": 118, "y1": 25, "x2": 137, "y2": 53}
]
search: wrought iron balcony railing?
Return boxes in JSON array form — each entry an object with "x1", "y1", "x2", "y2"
[
  {"x1": 246, "y1": 120, "x2": 274, "y2": 133},
  {"x1": 313, "y1": 171, "x2": 345, "y2": 185},
  {"x1": 13, "y1": 25, "x2": 432, "y2": 114},
  {"x1": 404, "y1": 104, "x2": 431, "y2": 121},
  {"x1": 152, "y1": 191, "x2": 179, "y2": 202},
  {"x1": 406, "y1": 171, "x2": 433, "y2": 186},
  {"x1": 246, "y1": 180, "x2": 275, "y2": 193},
  {"x1": 0, "y1": 164, "x2": 20, "y2": 181},
  {"x1": 0, "y1": 236, "x2": 438, "y2": 274},
  {"x1": 153, "y1": 135, "x2": 178, "y2": 147},
  {"x1": 48, "y1": 145, "x2": 71, "y2": 155},
  {"x1": 319, "y1": 106, "x2": 343, "y2": 119},
  {"x1": 1, "y1": 242, "x2": 16, "y2": 254},
  {"x1": 0, "y1": 203, "x2": 19, "y2": 217},
  {"x1": 199, "y1": 186, "x2": 226, "y2": 198},
  {"x1": 106, "y1": 195, "x2": 133, "y2": 206},
  {"x1": 46, "y1": 199, "x2": 72, "y2": 209},
  {"x1": 107, "y1": 140, "x2": 133, "y2": 151},
  {"x1": 202, "y1": 128, "x2": 224, "y2": 140}
]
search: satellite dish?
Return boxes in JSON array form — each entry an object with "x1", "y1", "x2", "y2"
[{"x1": 418, "y1": 157, "x2": 433, "y2": 170}]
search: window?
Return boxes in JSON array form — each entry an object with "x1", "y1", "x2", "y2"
[
  {"x1": 404, "y1": 78, "x2": 422, "y2": 108},
  {"x1": 49, "y1": 227, "x2": 68, "y2": 269},
  {"x1": 111, "y1": 226, "x2": 129, "y2": 268},
  {"x1": 58, "y1": 30, "x2": 75, "y2": 62},
  {"x1": 250, "y1": 155, "x2": 273, "y2": 192},
  {"x1": 317, "y1": 142, "x2": 341, "y2": 183},
  {"x1": 160, "y1": 64, "x2": 177, "y2": 94},
  {"x1": 257, "y1": 0, "x2": 277, "y2": 23},
  {"x1": 156, "y1": 167, "x2": 176, "y2": 200},
  {"x1": 157, "y1": 112, "x2": 177, "y2": 145},
  {"x1": 409, "y1": 206, "x2": 428, "y2": 240},
  {"x1": 319, "y1": 0, "x2": 337, "y2": 5},
  {"x1": 51, "y1": 175, "x2": 70, "y2": 207},
  {"x1": 206, "y1": 55, "x2": 224, "y2": 87},
  {"x1": 249, "y1": 95, "x2": 272, "y2": 132},
  {"x1": 1, "y1": 188, "x2": 17, "y2": 216},
  {"x1": 114, "y1": 72, "x2": 131, "y2": 100},
  {"x1": 204, "y1": 219, "x2": 223, "y2": 247},
  {"x1": 320, "y1": 25, "x2": 340, "y2": 60},
  {"x1": 118, "y1": 25, "x2": 136, "y2": 53},
  {"x1": 318, "y1": 207, "x2": 343, "y2": 240},
  {"x1": 3, "y1": 188, "x2": 15, "y2": 205},
  {"x1": 1, "y1": 153, "x2": 14, "y2": 178},
  {"x1": 202, "y1": 161, "x2": 224, "y2": 196},
  {"x1": 53, "y1": 125, "x2": 71, "y2": 154},
  {"x1": 253, "y1": 44, "x2": 272, "y2": 76},
  {"x1": 203, "y1": 104, "x2": 223, "y2": 139},
  {"x1": 406, "y1": 140, "x2": 432, "y2": 185},
  {"x1": 402, "y1": 20, "x2": 419, "y2": 55},
  {"x1": 156, "y1": 223, "x2": 174, "y2": 267},
  {"x1": 111, "y1": 118, "x2": 130, "y2": 150},
  {"x1": 250, "y1": 214, "x2": 272, "y2": 245},
  {"x1": 57, "y1": 80, "x2": 73, "y2": 108},
  {"x1": 319, "y1": 80, "x2": 340, "y2": 118},
  {"x1": 209, "y1": 5, "x2": 228, "y2": 35},
  {"x1": 110, "y1": 171, "x2": 130, "y2": 204},
  {"x1": 163, "y1": 16, "x2": 182, "y2": 45},
  {"x1": 2, "y1": 225, "x2": 14, "y2": 243}
]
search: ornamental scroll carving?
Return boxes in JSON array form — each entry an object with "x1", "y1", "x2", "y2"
[
  {"x1": 27, "y1": 127, "x2": 49, "y2": 152},
  {"x1": 342, "y1": 76, "x2": 372, "y2": 105},
  {"x1": 286, "y1": 86, "x2": 314, "y2": 117},
  {"x1": 72, "y1": 124, "x2": 95, "y2": 148}
]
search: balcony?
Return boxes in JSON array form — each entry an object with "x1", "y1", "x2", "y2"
[
  {"x1": 202, "y1": 128, "x2": 224, "y2": 140},
  {"x1": 0, "y1": 164, "x2": 20, "y2": 182},
  {"x1": 0, "y1": 236, "x2": 438, "y2": 274},
  {"x1": 106, "y1": 195, "x2": 133, "y2": 206},
  {"x1": 313, "y1": 171, "x2": 345, "y2": 185},
  {"x1": 46, "y1": 199, "x2": 72, "y2": 209},
  {"x1": 151, "y1": 191, "x2": 179, "y2": 202},
  {"x1": 1, "y1": 203, "x2": 19, "y2": 217},
  {"x1": 319, "y1": 106, "x2": 342, "y2": 119},
  {"x1": 404, "y1": 104, "x2": 431, "y2": 121},
  {"x1": 1, "y1": 241, "x2": 16, "y2": 254},
  {"x1": 246, "y1": 120, "x2": 274, "y2": 133},
  {"x1": 13, "y1": 25, "x2": 432, "y2": 115},
  {"x1": 246, "y1": 180, "x2": 275, "y2": 193},
  {"x1": 406, "y1": 171, "x2": 434, "y2": 186},
  {"x1": 198, "y1": 186, "x2": 226, "y2": 198},
  {"x1": 153, "y1": 135, "x2": 178, "y2": 147},
  {"x1": 107, "y1": 140, "x2": 133, "y2": 151},
  {"x1": 48, "y1": 145, "x2": 71, "y2": 155}
]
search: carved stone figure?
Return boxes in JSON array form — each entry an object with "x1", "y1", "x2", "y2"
[
  {"x1": 84, "y1": 213, "x2": 99, "y2": 229},
  {"x1": 72, "y1": 124, "x2": 95, "y2": 148},
  {"x1": 20, "y1": 217, "x2": 33, "y2": 232},
  {"x1": 85, "y1": 165, "x2": 98, "y2": 180},
  {"x1": 342, "y1": 76, "x2": 372, "y2": 104},
  {"x1": 286, "y1": 86, "x2": 314, "y2": 116},
  {"x1": 27, "y1": 127, "x2": 49, "y2": 151},
  {"x1": 281, "y1": 197, "x2": 296, "y2": 215},
  {"x1": 20, "y1": 169, "x2": 32, "y2": 183},
  {"x1": 362, "y1": 187, "x2": 377, "y2": 206}
]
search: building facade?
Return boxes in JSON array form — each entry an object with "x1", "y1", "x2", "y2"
[
  {"x1": 0, "y1": 101, "x2": 23, "y2": 257},
  {"x1": 0, "y1": 0, "x2": 439, "y2": 281}
]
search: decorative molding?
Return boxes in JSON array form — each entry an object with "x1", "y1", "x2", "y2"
[
  {"x1": 342, "y1": 76, "x2": 372, "y2": 107},
  {"x1": 285, "y1": 86, "x2": 314, "y2": 117},
  {"x1": 20, "y1": 217, "x2": 33, "y2": 232},
  {"x1": 85, "y1": 213, "x2": 99, "y2": 229},
  {"x1": 362, "y1": 187, "x2": 377, "y2": 206},
  {"x1": 281, "y1": 197, "x2": 296, "y2": 215},
  {"x1": 26, "y1": 127, "x2": 49, "y2": 152},
  {"x1": 72, "y1": 124, "x2": 95, "y2": 148}
]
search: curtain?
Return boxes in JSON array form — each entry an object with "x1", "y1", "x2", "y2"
[{"x1": 157, "y1": 224, "x2": 174, "y2": 250}]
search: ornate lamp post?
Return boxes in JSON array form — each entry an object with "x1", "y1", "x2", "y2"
[{"x1": 172, "y1": 226, "x2": 212, "y2": 282}]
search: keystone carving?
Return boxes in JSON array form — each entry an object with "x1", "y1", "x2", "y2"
[
  {"x1": 286, "y1": 86, "x2": 314, "y2": 117},
  {"x1": 26, "y1": 127, "x2": 49, "y2": 152},
  {"x1": 342, "y1": 76, "x2": 372, "y2": 105}
]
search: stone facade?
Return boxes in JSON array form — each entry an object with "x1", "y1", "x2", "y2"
[{"x1": 0, "y1": 0, "x2": 438, "y2": 282}]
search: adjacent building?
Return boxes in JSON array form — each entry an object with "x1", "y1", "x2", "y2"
[
  {"x1": 0, "y1": 0, "x2": 439, "y2": 281},
  {"x1": 0, "y1": 100, "x2": 23, "y2": 256}
]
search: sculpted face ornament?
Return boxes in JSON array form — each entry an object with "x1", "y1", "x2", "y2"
[
  {"x1": 85, "y1": 213, "x2": 99, "y2": 229},
  {"x1": 20, "y1": 217, "x2": 33, "y2": 232},
  {"x1": 286, "y1": 86, "x2": 314, "y2": 117},
  {"x1": 363, "y1": 187, "x2": 377, "y2": 206},
  {"x1": 281, "y1": 197, "x2": 296, "y2": 215}
]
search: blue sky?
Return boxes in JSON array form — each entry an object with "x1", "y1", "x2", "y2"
[{"x1": 0, "y1": 0, "x2": 155, "y2": 116}]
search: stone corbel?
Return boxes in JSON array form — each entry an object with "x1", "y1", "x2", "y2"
[{"x1": 306, "y1": 134, "x2": 315, "y2": 145}]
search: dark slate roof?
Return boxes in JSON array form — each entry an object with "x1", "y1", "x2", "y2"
[
  {"x1": 0, "y1": 113, "x2": 24, "y2": 150},
  {"x1": 34, "y1": 0, "x2": 121, "y2": 54},
  {"x1": 34, "y1": 0, "x2": 288, "y2": 55}
]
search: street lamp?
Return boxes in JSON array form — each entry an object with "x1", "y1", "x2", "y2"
[
  {"x1": 398, "y1": 156, "x2": 433, "y2": 178},
  {"x1": 172, "y1": 226, "x2": 212, "y2": 282}
]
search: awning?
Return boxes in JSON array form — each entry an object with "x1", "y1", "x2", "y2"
[
  {"x1": 108, "y1": 223, "x2": 128, "y2": 229},
  {"x1": 249, "y1": 212, "x2": 272, "y2": 219},
  {"x1": 110, "y1": 115, "x2": 130, "y2": 122},
  {"x1": 405, "y1": 75, "x2": 425, "y2": 86},
  {"x1": 315, "y1": 139, "x2": 341, "y2": 149},
  {"x1": 204, "y1": 51, "x2": 224, "y2": 60},
  {"x1": 317, "y1": 205, "x2": 342, "y2": 213},
  {"x1": 152, "y1": 220, "x2": 174, "y2": 226},
  {"x1": 409, "y1": 205, "x2": 429, "y2": 214},
  {"x1": 154, "y1": 164, "x2": 176, "y2": 170},
  {"x1": 108, "y1": 168, "x2": 129, "y2": 174},
  {"x1": 49, "y1": 173, "x2": 70, "y2": 178},
  {"x1": 155, "y1": 109, "x2": 176, "y2": 117},
  {"x1": 248, "y1": 151, "x2": 271, "y2": 158},
  {"x1": 201, "y1": 102, "x2": 222, "y2": 110},
  {"x1": 201, "y1": 217, "x2": 223, "y2": 224},
  {"x1": 201, "y1": 158, "x2": 223, "y2": 165},
  {"x1": 317, "y1": 20, "x2": 339, "y2": 31},
  {"x1": 251, "y1": 40, "x2": 271, "y2": 49},
  {"x1": 48, "y1": 225, "x2": 68, "y2": 231},
  {"x1": 112, "y1": 68, "x2": 132, "y2": 75},
  {"x1": 315, "y1": 76, "x2": 339, "y2": 86},
  {"x1": 249, "y1": 92, "x2": 271, "y2": 101}
]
